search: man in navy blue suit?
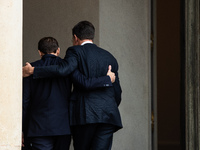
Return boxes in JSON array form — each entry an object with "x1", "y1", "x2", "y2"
[
  {"x1": 22, "y1": 37, "x2": 72, "y2": 150},
  {"x1": 23, "y1": 21, "x2": 122, "y2": 150},
  {"x1": 22, "y1": 37, "x2": 75, "y2": 150}
]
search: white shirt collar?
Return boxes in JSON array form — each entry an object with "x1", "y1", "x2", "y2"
[{"x1": 81, "y1": 41, "x2": 93, "y2": 45}]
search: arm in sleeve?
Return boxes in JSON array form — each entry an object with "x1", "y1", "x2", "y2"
[
  {"x1": 33, "y1": 47, "x2": 78, "y2": 79},
  {"x1": 109, "y1": 58, "x2": 122, "y2": 106},
  {"x1": 113, "y1": 71, "x2": 122, "y2": 106},
  {"x1": 22, "y1": 76, "x2": 31, "y2": 133},
  {"x1": 71, "y1": 69, "x2": 113, "y2": 90}
]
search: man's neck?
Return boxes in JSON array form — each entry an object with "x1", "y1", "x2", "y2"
[
  {"x1": 79, "y1": 39, "x2": 93, "y2": 45},
  {"x1": 40, "y1": 52, "x2": 58, "y2": 58}
]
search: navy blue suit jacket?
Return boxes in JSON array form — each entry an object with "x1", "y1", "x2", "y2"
[
  {"x1": 33, "y1": 44, "x2": 123, "y2": 131},
  {"x1": 23, "y1": 54, "x2": 72, "y2": 137}
]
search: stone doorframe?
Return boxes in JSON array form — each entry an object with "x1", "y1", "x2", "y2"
[{"x1": 184, "y1": 0, "x2": 200, "y2": 149}]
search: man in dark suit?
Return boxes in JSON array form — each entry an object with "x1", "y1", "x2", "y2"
[
  {"x1": 23, "y1": 21, "x2": 122, "y2": 150},
  {"x1": 22, "y1": 37, "x2": 72, "y2": 150}
]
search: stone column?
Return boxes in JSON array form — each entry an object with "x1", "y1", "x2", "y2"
[
  {"x1": 184, "y1": 0, "x2": 200, "y2": 149},
  {"x1": 0, "y1": 0, "x2": 22, "y2": 150}
]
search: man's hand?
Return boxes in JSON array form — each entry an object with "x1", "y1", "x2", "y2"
[
  {"x1": 23, "y1": 62, "x2": 34, "y2": 77},
  {"x1": 107, "y1": 65, "x2": 115, "y2": 83}
]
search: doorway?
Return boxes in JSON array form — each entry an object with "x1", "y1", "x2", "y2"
[{"x1": 152, "y1": 0, "x2": 182, "y2": 150}]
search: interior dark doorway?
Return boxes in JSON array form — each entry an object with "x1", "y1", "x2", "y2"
[{"x1": 151, "y1": 0, "x2": 182, "y2": 150}]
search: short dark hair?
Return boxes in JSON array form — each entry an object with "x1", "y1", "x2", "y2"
[
  {"x1": 72, "y1": 21, "x2": 95, "y2": 40},
  {"x1": 38, "y1": 37, "x2": 59, "y2": 54}
]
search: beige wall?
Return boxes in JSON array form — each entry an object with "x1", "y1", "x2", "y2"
[
  {"x1": 0, "y1": 0, "x2": 22, "y2": 150},
  {"x1": 23, "y1": 0, "x2": 99, "y2": 64},
  {"x1": 99, "y1": 1, "x2": 151, "y2": 149}
]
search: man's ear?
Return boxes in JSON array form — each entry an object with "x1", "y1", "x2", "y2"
[
  {"x1": 74, "y1": 34, "x2": 78, "y2": 40},
  {"x1": 38, "y1": 50, "x2": 43, "y2": 58},
  {"x1": 56, "y1": 48, "x2": 60, "y2": 56},
  {"x1": 73, "y1": 34, "x2": 79, "y2": 45}
]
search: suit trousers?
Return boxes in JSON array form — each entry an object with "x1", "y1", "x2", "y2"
[
  {"x1": 71, "y1": 123, "x2": 116, "y2": 150},
  {"x1": 29, "y1": 135, "x2": 71, "y2": 150}
]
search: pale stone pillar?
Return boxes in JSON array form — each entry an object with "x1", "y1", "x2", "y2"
[
  {"x1": 185, "y1": 0, "x2": 200, "y2": 149},
  {"x1": 0, "y1": 0, "x2": 22, "y2": 150}
]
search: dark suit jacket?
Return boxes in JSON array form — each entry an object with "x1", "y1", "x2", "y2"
[
  {"x1": 23, "y1": 54, "x2": 72, "y2": 137},
  {"x1": 33, "y1": 44, "x2": 123, "y2": 131}
]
